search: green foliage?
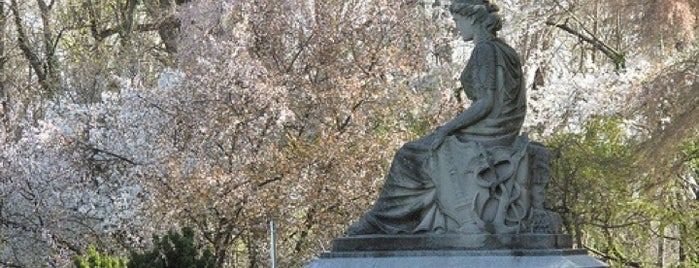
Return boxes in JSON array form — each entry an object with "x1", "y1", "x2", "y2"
[
  {"x1": 73, "y1": 246, "x2": 127, "y2": 268},
  {"x1": 675, "y1": 139, "x2": 699, "y2": 265},
  {"x1": 547, "y1": 117, "x2": 651, "y2": 266},
  {"x1": 681, "y1": 140, "x2": 699, "y2": 174},
  {"x1": 128, "y1": 227, "x2": 215, "y2": 268},
  {"x1": 547, "y1": 117, "x2": 699, "y2": 267},
  {"x1": 613, "y1": 50, "x2": 627, "y2": 72}
]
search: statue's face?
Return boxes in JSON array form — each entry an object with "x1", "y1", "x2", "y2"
[{"x1": 453, "y1": 14, "x2": 475, "y2": 41}]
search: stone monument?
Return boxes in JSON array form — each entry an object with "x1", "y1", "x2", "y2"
[{"x1": 306, "y1": 0, "x2": 608, "y2": 267}]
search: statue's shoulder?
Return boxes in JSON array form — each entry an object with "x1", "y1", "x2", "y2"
[
  {"x1": 493, "y1": 39, "x2": 522, "y2": 65},
  {"x1": 472, "y1": 41, "x2": 498, "y2": 56},
  {"x1": 473, "y1": 39, "x2": 521, "y2": 71},
  {"x1": 469, "y1": 41, "x2": 498, "y2": 66}
]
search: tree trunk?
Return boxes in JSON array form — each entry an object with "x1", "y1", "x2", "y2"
[
  {"x1": 657, "y1": 226, "x2": 664, "y2": 267},
  {"x1": 10, "y1": 0, "x2": 60, "y2": 94},
  {"x1": 0, "y1": 1, "x2": 6, "y2": 125},
  {"x1": 153, "y1": 0, "x2": 191, "y2": 55}
]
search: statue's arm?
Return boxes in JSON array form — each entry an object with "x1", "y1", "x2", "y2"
[
  {"x1": 439, "y1": 91, "x2": 494, "y2": 138},
  {"x1": 440, "y1": 44, "x2": 497, "y2": 135}
]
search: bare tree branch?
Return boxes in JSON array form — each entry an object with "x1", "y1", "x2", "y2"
[{"x1": 545, "y1": 20, "x2": 625, "y2": 69}]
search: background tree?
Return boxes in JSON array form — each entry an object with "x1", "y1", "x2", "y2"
[
  {"x1": 0, "y1": 0, "x2": 697, "y2": 267},
  {"x1": 128, "y1": 227, "x2": 215, "y2": 268}
]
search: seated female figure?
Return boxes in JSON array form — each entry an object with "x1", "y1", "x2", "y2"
[{"x1": 348, "y1": 0, "x2": 533, "y2": 235}]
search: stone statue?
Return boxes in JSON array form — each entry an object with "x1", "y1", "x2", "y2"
[
  {"x1": 305, "y1": 1, "x2": 608, "y2": 265},
  {"x1": 347, "y1": 0, "x2": 561, "y2": 236}
]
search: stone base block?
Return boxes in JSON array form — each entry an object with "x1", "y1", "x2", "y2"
[
  {"x1": 333, "y1": 234, "x2": 573, "y2": 251},
  {"x1": 305, "y1": 249, "x2": 608, "y2": 268},
  {"x1": 305, "y1": 234, "x2": 608, "y2": 267}
]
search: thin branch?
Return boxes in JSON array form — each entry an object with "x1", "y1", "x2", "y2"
[
  {"x1": 586, "y1": 220, "x2": 644, "y2": 229},
  {"x1": 337, "y1": 99, "x2": 366, "y2": 134},
  {"x1": 545, "y1": 19, "x2": 625, "y2": 69},
  {"x1": 585, "y1": 244, "x2": 644, "y2": 267},
  {"x1": 0, "y1": 260, "x2": 22, "y2": 268},
  {"x1": 257, "y1": 176, "x2": 281, "y2": 188},
  {"x1": 285, "y1": 31, "x2": 315, "y2": 73},
  {"x1": 52, "y1": 235, "x2": 82, "y2": 255},
  {"x1": 75, "y1": 140, "x2": 139, "y2": 165},
  {"x1": 95, "y1": 23, "x2": 160, "y2": 40}
]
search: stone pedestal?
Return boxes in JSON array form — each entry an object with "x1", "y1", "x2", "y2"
[{"x1": 305, "y1": 234, "x2": 608, "y2": 268}]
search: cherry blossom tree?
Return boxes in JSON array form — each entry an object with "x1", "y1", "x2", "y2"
[{"x1": 0, "y1": 0, "x2": 697, "y2": 267}]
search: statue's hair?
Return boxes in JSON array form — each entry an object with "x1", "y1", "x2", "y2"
[{"x1": 449, "y1": 0, "x2": 502, "y2": 34}]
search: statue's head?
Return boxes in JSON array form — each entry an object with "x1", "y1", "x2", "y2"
[{"x1": 449, "y1": 0, "x2": 502, "y2": 37}]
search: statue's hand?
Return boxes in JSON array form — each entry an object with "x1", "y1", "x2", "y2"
[{"x1": 431, "y1": 127, "x2": 449, "y2": 151}]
